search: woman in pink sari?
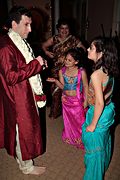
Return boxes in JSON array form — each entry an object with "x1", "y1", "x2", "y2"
[{"x1": 47, "y1": 48, "x2": 88, "y2": 149}]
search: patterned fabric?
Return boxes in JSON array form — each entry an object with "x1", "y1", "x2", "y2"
[
  {"x1": 62, "y1": 68, "x2": 86, "y2": 149},
  {"x1": 49, "y1": 35, "x2": 80, "y2": 118},
  {"x1": 88, "y1": 77, "x2": 114, "y2": 106},
  {"x1": 52, "y1": 35, "x2": 80, "y2": 69},
  {"x1": 63, "y1": 75, "x2": 78, "y2": 90},
  {"x1": 63, "y1": 73, "x2": 83, "y2": 91}
]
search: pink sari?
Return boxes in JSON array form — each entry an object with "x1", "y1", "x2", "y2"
[{"x1": 62, "y1": 68, "x2": 86, "y2": 149}]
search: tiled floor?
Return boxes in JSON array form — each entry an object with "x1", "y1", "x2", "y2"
[{"x1": 0, "y1": 107, "x2": 120, "y2": 180}]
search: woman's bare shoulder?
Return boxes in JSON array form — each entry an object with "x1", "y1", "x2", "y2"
[{"x1": 91, "y1": 69, "x2": 103, "y2": 81}]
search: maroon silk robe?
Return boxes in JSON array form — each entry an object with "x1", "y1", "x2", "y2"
[{"x1": 0, "y1": 35, "x2": 43, "y2": 160}]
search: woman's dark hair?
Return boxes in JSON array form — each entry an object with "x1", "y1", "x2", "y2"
[
  {"x1": 92, "y1": 37, "x2": 119, "y2": 77},
  {"x1": 56, "y1": 18, "x2": 70, "y2": 30},
  {"x1": 65, "y1": 47, "x2": 86, "y2": 68},
  {"x1": 5, "y1": 6, "x2": 32, "y2": 29}
]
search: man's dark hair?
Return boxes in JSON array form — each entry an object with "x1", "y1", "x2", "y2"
[{"x1": 5, "y1": 6, "x2": 32, "y2": 29}]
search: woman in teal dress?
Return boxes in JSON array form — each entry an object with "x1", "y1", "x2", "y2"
[{"x1": 82, "y1": 37, "x2": 119, "y2": 180}]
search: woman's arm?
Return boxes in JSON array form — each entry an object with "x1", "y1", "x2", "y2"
[
  {"x1": 86, "y1": 71, "x2": 104, "y2": 132},
  {"x1": 81, "y1": 69, "x2": 88, "y2": 108},
  {"x1": 42, "y1": 37, "x2": 54, "y2": 58},
  {"x1": 76, "y1": 40, "x2": 86, "y2": 52},
  {"x1": 47, "y1": 69, "x2": 64, "y2": 89}
]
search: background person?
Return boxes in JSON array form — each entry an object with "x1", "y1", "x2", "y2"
[{"x1": 42, "y1": 18, "x2": 86, "y2": 119}]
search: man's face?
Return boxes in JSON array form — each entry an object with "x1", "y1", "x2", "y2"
[{"x1": 13, "y1": 15, "x2": 32, "y2": 39}]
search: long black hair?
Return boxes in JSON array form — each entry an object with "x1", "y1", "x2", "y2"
[{"x1": 92, "y1": 37, "x2": 119, "y2": 77}]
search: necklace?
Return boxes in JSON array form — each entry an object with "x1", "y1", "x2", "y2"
[{"x1": 8, "y1": 29, "x2": 46, "y2": 108}]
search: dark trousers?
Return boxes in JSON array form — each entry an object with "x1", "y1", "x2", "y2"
[{"x1": 38, "y1": 106, "x2": 46, "y2": 153}]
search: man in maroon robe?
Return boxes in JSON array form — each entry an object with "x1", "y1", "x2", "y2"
[{"x1": 0, "y1": 6, "x2": 47, "y2": 175}]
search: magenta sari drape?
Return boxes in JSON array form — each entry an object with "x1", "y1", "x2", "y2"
[{"x1": 62, "y1": 69, "x2": 86, "y2": 149}]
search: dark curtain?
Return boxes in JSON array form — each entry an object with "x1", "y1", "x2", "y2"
[{"x1": 0, "y1": 0, "x2": 8, "y2": 27}]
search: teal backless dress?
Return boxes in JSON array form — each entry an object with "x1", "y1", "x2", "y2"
[{"x1": 82, "y1": 77, "x2": 115, "y2": 180}]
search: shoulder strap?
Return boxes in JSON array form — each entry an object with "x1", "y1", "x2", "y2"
[
  {"x1": 76, "y1": 68, "x2": 82, "y2": 100},
  {"x1": 62, "y1": 66, "x2": 66, "y2": 74}
]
